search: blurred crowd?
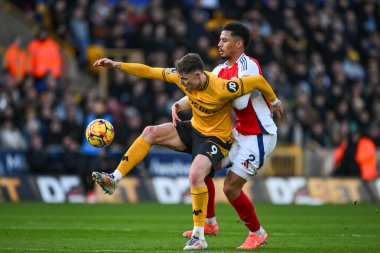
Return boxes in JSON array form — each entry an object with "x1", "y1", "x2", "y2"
[{"x1": 1, "y1": 0, "x2": 379, "y2": 182}]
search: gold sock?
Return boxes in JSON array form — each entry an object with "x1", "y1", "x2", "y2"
[
  {"x1": 191, "y1": 186, "x2": 208, "y2": 227},
  {"x1": 116, "y1": 136, "x2": 151, "y2": 176}
]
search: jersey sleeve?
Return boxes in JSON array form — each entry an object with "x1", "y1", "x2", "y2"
[
  {"x1": 218, "y1": 76, "x2": 276, "y2": 102},
  {"x1": 241, "y1": 58, "x2": 261, "y2": 76},
  {"x1": 119, "y1": 63, "x2": 179, "y2": 83},
  {"x1": 233, "y1": 57, "x2": 261, "y2": 109},
  {"x1": 217, "y1": 78, "x2": 245, "y2": 100},
  {"x1": 162, "y1": 68, "x2": 180, "y2": 83},
  {"x1": 237, "y1": 76, "x2": 277, "y2": 102},
  {"x1": 232, "y1": 93, "x2": 251, "y2": 110}
]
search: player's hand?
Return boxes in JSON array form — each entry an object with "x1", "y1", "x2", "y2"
[
  {"x1": 271, "y1": 99, "x2": 284, "y2": 118},
  {"x1": 171, "y1": 103, "x2": 180, "y2": 126},
  {"x1": 93, "y1": 58, "x2": 119, "y2": 69}
]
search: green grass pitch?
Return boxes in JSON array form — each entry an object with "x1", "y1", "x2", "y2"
[{"x1": 0, "y1": 203, "x2": 379, "y2": 252}]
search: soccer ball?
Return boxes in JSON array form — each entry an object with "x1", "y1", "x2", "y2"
[{"x1": 85, "y1": 119, "x2": 114, "y2": 148}]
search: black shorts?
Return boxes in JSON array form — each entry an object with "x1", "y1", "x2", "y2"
[{"x1": 175, "y1": 120, "x2": 232, "y2": 169}]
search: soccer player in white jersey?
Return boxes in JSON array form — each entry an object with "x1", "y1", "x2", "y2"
[{"x1": 172, "y1": 22, "x2": 283, "y2": 249}]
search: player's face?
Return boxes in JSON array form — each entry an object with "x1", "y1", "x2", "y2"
[
  {"x1": 178, "y1": 71, "x2": 202, "y2": 92},
  {"x1": 218, "y1": 31, "x2": 240, "y2": 59}
]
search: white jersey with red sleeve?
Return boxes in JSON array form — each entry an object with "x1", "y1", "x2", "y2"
[{"x1": 212, "y1": 54, "x2": 277, "y2": 135}]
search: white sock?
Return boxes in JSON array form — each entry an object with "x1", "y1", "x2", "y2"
[
  {"x1": 112, "y1": 170, "x2": 122, "y2": 182},
  {"x1": 192, "y1": 226, "x2": 205, "y2": 240},
  {"x1": 206, "y1": 217, "x2": 217, "y2": 225},
  {"x1": 250, "y1": 226, "x2": 265, "y2": 236}
]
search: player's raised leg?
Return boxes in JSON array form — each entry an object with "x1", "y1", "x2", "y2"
[{"x1": 93, "y1": 123, "x2": 186, "y2": 194}]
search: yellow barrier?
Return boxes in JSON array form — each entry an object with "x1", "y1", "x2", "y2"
[{"x1": 262, "y1": 145, "x2": 304, "y2": 176}]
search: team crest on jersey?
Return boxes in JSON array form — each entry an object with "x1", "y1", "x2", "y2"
[{"x1": 227, "y1": 81, "x2": 239, "y2": 93}]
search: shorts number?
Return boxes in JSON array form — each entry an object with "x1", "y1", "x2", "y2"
[
  {"x1": 211, "y1": 145, "x2": 218, "y2": 155},
  {"x1": 246, "y1": 154, "x2": 255, "y2": 163}
]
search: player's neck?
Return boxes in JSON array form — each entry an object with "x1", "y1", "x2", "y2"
[
  {"x1": 226, "y1": 52, "x2": 245, "y2": 67},
  {"x1": 197, "y1": 72, "x2": 208, "y2": 90}
]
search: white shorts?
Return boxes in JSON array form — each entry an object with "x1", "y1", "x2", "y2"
[{"x1": 227, "y1": 129, "x2": 277, "y2": 180}]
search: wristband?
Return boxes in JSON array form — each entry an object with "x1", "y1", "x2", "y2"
[{"x1": 270, "y1": 98, "x2": 280, "y2": 105}]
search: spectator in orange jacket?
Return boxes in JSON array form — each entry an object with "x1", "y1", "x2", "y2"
[
  {"x1": 333, "y1": 124, "x2": 378, "y2": 180},
  {"x1": 28, "y1": 29, "x2": 62, "y2": 91},
  {"x1": 3, "y1": 35, "x2": 29, "y2": 84}
]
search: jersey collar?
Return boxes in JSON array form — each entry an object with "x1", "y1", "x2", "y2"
[{"x1": 198, "y1": 72, "x2": 209, "y2": 91}]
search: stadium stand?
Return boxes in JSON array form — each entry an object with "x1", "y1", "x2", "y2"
[{"x1": 0, "y1": 0, "x2": 379, "y2": 192}]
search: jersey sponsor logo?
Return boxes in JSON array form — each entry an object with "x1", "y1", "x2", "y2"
[
  {"x1": 227, "y1": 81, "x2": 239, "y2": 93},
  {"x1": 189, "y1": 99, "x2": 217, "y2": 114}
]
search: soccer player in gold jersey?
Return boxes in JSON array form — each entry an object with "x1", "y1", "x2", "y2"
[
  {"x1": 174, "y1": 22, "x2": 284, "y2": 249},
  {"x1": 92, "y1": 53, "x2": 282, "y2": 250}
]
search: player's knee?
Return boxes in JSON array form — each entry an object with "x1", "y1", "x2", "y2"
[
  {"x1": 189, "y1": 170, "x2": 204, "y2": 188},
  {"x1": 141, "y1": 125, "x2": 160, "y2": 142}
]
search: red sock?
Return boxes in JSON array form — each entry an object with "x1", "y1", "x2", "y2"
[
  {"x1": 204, "y1": 177, "x2": 215, "y2": 218},
  {"x1": 228, "y1": 191, "x2": 260, "y2": 232}
]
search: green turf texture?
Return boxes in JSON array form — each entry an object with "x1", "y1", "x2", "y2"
[{"x1": 0, "y1": 203, "x2": 379, "y2": 252}]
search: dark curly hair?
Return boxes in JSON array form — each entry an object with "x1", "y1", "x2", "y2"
[{"x1": 223, "y1": 22, "x2": 250, "y2": 48}]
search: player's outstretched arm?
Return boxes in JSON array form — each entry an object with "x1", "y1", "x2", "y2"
[
  {"x1": 93, "y1": 58, "x2": 120, "y2": 68},
  {"x1": 93, "y1": 58, "x2": 168, "y2": 81}
]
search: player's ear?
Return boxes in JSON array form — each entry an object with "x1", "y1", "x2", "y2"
[{"x1": 236, "y1": 39, "x2": 244, "y2": 49}]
